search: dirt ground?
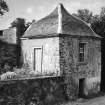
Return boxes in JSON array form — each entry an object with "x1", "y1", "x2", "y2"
[{"x1": 64, "y1": 94, "x2": 105, "y2": 105}]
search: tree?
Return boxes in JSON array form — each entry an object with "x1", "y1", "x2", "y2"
[
  {"x1": 100, "y1": 7, "x2": 105, "y2": 21},
  {"x1": 91, "y1": 7, "x2": 105, "y2": 37},
  {"x1": 11, "y1": 18, "x2": 26, "y2": 37},
  {"x1": 11, "y1": 18, "x2": 36, "y2": 37},
  {"x1": 10, "y1": 18, "x2": 35, "y2": 67},
  {"x1": 73, "y1": 9, "x2": 93, "y2": 23},
  {"x1": 91, "y1": 15, "x2": 102, "y2": 36},
  {"x1": 10, "y1": 18, "x2": 27, "y2": 67},
  {"x1": 0, "y1": 41, "x2": 17, "y2": 74},
  {"x1": 0, "y1": 0, "x2": 9, "y2": 15}
]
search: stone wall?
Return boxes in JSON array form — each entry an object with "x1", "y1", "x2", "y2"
[
  {"x1": 0, "y1": 77, "x2": 65, "y2": 105},
  {"x1": 22, "y1": 37, "x2": 60, "y2": 76},
  {"x1": 77, "y1": 38, "x2": 101, "y2": 78},
  {"x1": 59, "y1": 36, "x2": 101, "y2": 99}
]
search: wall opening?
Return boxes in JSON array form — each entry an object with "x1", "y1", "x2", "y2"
[
  {"x1": 34, "y1": 48, "x2": 42, "y2": 72},
  {"x1": 101, "y1": 39, "x2": 105, "y2": 92},
  {"x1": 78, "y1": 78, "x2": 85, "y2": 97}
]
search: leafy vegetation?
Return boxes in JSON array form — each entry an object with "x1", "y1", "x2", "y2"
[
  {"x1": 73, "y1": 7, "x2": 105, "y2": 38},
  {"x1": 0, "y1": 0, "x2": 9, "y2": 15}
]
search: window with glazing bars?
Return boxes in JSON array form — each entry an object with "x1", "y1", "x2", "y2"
[{"x1": 78, "y1": 43, "x2": 85, "y2": 62}]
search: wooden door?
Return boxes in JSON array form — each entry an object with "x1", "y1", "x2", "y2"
[{"x1": 34, "y1": 48, "x2": 42, "y2": 72}]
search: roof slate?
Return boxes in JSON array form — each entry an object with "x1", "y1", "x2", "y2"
[{"x1": 23, "y1": 3, "x2": 100, "y2": 38}]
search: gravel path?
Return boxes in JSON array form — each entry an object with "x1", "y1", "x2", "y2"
[{"x1": 64, "y1": 95, "x2": 105, "y2": 105}]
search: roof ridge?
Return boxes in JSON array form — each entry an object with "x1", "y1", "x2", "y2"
[{"x1": 57, "y1": 3, "x2": 62, "y2": 34}]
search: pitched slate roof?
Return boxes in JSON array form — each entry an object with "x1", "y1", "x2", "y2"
[{"x1": 23, "y1": 3, "x2": 100, "y2": 38}]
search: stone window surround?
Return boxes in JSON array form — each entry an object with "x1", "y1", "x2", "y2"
[{"x1": 77, "y1": 40, "x2": 88, "y2": 64}]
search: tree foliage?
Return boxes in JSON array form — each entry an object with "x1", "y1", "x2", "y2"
[
  {"x1": 11, "y1": 18, "x2": 35, "y2": 37},
  {"x1": 91, "y1": 7, "x2": 105, "y2": 37},
  {"x1": 11, "y1": 18, "x2": 26, "y2": 37},
  {"x1": 10, "y1": 18, "x2": 26, "y2": 67},
  {"x1": 0, "y1": 0, "x2": 9, "y2": 15},
  {"x1": 73, "y1": 9, "x2": 93, "y2": 23},
  {"x1": 73, "y1": 7, "x2": 105, "y2": 37},
  {"x1": 10, "y1": 18, "x2": 34, "y2": 67},
  {"x1": 0, "y1": 41, "x2": 17, "y2": 74}
]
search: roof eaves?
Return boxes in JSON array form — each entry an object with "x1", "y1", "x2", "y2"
[
  {"x1": 71, "y1": 14, "x2": 101, "y2": 38},
  {"x1": 59, "y1": 34, "x2": 102, "y2": 39},
  {"x1": 21, "y1": 33, "x2": 60, "y2": 39}
]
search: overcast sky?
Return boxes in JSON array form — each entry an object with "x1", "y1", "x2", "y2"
[{"x1": 0, "y1": 0, "x2": 105, "y2": 29}]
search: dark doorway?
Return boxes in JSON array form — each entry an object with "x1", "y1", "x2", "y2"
[
  {"x1": 78, "y1": 78, "x2": 85, "y2": 97},
  {"x1": 101, "y1": 39, "x2": 105, "y2": 92}
]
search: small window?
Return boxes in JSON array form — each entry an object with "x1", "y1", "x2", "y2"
[{"x1": 78, "y1": 43, "x2": 86, "y2": 62}]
